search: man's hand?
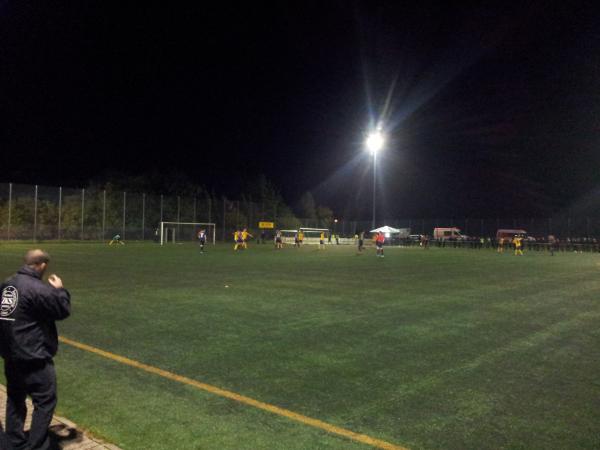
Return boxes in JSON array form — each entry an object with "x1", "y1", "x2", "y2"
[{"x1": 48, "y1": 274, "x2": 64, "y2": 289}]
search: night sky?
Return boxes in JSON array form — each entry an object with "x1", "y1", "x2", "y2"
[{"x1": 1, "y1": 1, "x2": 599, "y2": 219}]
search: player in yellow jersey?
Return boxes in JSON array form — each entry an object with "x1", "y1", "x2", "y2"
[
  {"x1": 513, "y1": 235, "x2": 523, "y2": 256},
  {"x1": 319, "y1": 231, "x2": 325, "y2": 249},
  {"x1": 241, "y1": 228, "x2": 253, "y2": 249},
  {"x1": 298, "y1": 230, "x2": 304, "y2": 246},
  {"x1": 109, "y1": 234, "x2": 125, "y2": 245},
  {"x1": 233, "y1": 230, "x2": 243, "y2": 251}
]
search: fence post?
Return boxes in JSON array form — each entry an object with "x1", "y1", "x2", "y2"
[
  {"x1": 58, "y1": 187, "x2": 62, "y2": 240},
  {"x1": 222, "y1": 197, "x2": 226, "y2": 241},
  {"x1": 142, "y1": 193, "x2": 146, "y2": 241},
  {"x1": 122, "y1": 192, "x2": 126, "y2": 239},
  {"x1": 160, "y1": 195, "x2": 164, "y2": 222},
  {"x1": 177, "y1": 196, "x2": 181, "y2": 237},
  {"x1": 102, "y1": 190, "x2": 106, "y2": 241},
  {"x1": 586, "y1": 217, "x2": 590, "y2": 238},
  {"x1": 81, "y1": 188, "x2": 85, "y2": 240},
  {"x1": 249, "y1": 202, "x2": 253, "y2": 229},
  {"x1": 33, "y1": 185, "x2": 38, "y2": 241},
  {"x1": 7, "y1": 183, "x2": 12, "y2": 240}
]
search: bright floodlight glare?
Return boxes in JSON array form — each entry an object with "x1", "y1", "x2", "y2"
[{"x1": 366, "y1": 131, "x2": 384, "y2": 154}]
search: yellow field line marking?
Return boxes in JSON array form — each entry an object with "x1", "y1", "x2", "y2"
[{"x1": 59, "y1": 336, "x2": 408, "y2": 450}]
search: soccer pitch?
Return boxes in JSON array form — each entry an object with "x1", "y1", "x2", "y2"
[{"x1": 0, "y1": 242, "x2": 599, "y2": 450}]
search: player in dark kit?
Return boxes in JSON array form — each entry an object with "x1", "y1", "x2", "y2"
[
  {"x1": 294, "y1": 231, "x2": 300, "y2": 248},
  {"x1": 197, "y1": 229, "x2": 207, "y2": 253},
  {"x1": 274, "y1": 230, "x2": 283, "y2": 249}
]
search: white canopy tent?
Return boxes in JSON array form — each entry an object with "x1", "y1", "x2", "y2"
[{"x1": 370, "y1": 225, "x2": 401, "y2": 234}]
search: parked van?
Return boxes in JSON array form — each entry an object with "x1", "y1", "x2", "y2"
[
  {"x1": 496, "y1": 229, "x2": 527, "y2": 241},
  {"x1": 433, "y1": 227, "x2": 465, "y2": 240}
]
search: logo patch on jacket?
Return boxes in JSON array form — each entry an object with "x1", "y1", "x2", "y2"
[{"x1": 1, "y1": 286, "x2": 19, "y2": 318}]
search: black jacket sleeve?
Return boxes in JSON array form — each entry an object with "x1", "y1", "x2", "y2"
[{"x1": 34, "y1": 285, "x2": 71, "y2": 321}]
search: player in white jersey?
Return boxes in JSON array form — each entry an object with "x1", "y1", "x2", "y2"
[{"x1": 197, "y1": 229, "x2": 207, "y2": 253}]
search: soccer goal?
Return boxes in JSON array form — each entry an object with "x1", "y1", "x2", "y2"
[
  {"x1": 160, "y1": 222, "x2": 216, "y2": 246},
  {"x1": 280, "y1": 227, "x2": 330, "y2": 245},
  {"x1": 300, "y1": 227, "x2": 330, "y2": 245}
]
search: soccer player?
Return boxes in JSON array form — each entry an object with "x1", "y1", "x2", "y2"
[
  {"x1": 294, "y1": 231, "x2": 300, "y2": 248},
  {"x1": 376, "y1": 231, "x2": 385, "y2": 257},
  {"x1": 358, "y1": 231, "x2": 365, "y2": 252},
  {"x1": 109, "y1": 234, "x2": 125, "y2": 245},
  {"x1": 241, "y1": 228, "x2": 253, "y2": 249},
  {"x1": 421, "y1": 234, "x2": 429, "y2": 250},
  {"x1": 298, "y1": 230, "x2": 304, "y2": 245},
  {"x1": 233, "y1": 230, "x2": 243, "y2": 251},
  {"x1": 319, "y1": 231, "x2": 325, "y2": 249},
  {"x1": 514, "y1": 235, "x2": 524, "y2": 256},
  {"x1": 197, "y1": 229, "x2": 207, "y2": 253},
  {"x1": 274, "y1": 229, "x2": 283, "y2": 249},
  {"x1": 497, "y1": 237, "x2": 504, "y2": 253},
  {"x1": 549, "y1": 235, "x2": 559, "y2": 256}
]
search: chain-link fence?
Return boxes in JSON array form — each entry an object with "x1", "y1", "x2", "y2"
[
  {"x1": 328, "y1": 217, "x2": 600, "y2": 240},
  {"x1": 2, "y1": 182, "x2": 600, "y2": 242},
  {"x1": 0, "y1": 182, "x2": 300, "y2": 242}
]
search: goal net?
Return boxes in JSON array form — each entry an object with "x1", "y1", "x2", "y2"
[
  {"x1": 280, "y1": 227, "x2": 330, "y2": 245},
  {"x1": 160, "y1": 222, "x2": 216, "y2": 246}
]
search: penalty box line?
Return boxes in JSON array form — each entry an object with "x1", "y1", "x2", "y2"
[{"x1": 59, "y1": 336, "x2": 408, "y2": 450}]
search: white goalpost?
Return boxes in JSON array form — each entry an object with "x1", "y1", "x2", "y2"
[
  {"x1": 280, "y1": 227, "x2": 330, "y2": 245},
  {"x1": 160, "y1": 222, "x2": 216, "y2": 246}
]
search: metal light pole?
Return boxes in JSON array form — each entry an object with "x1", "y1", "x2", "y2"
[
  {"x1": 366, "y1": 130, "x2": 384, "y2": 230},
  {"x1": 372, "y1": 152, "x2": 377, "y2": 230}
]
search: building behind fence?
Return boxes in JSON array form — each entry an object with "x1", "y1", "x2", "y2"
[{"x1": 1, "y1": 182, "x2": 599, "y2": 241}]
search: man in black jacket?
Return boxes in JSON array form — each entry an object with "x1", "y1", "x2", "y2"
[{"x1": 0, "y1": 249, "x2": 71, "y2": 450}]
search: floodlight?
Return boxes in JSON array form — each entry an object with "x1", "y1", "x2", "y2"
[{"x1": 366, "y1": 131, "x2": 384, "y2": 154}]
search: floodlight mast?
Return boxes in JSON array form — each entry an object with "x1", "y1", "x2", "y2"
[{"x1": 365, "y1": 130, "x2": 385, "y2": 229}]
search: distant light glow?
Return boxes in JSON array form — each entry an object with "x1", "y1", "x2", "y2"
[
  {"x1": 385, "y1": 232, "x2": 391, "y2": 238},
  {"x1": 366, "y1": 131, "x2": 385, "y2": 154}
]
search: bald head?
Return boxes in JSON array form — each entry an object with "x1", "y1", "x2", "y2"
[{"x1": 24, "y1": 249, "x2": 50, "y2": 268}]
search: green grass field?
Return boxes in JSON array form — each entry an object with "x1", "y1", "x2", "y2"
[{"x1": 1, "y1": 242, "x2": 599, "y2": 450}]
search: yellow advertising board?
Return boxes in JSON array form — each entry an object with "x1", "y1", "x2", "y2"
[{"x1": 259, "y1": 221, "x2": 275, "y2": 229}]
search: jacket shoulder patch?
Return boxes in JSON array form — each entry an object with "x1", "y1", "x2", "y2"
[{"x1": 1, "y1": 286, "x2": 19, "y2": 318}]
